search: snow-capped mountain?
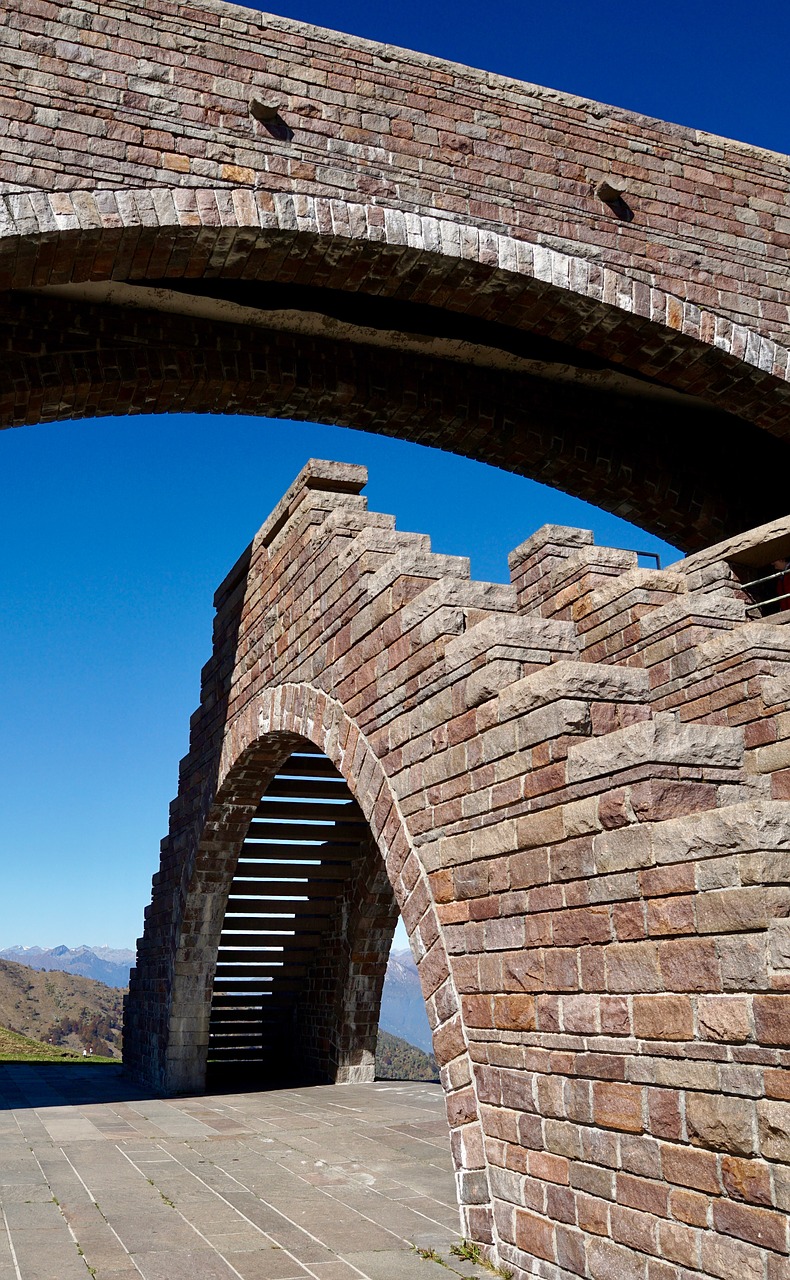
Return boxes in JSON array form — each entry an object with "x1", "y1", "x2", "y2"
[{"x1": 0, "y1": 945, "x2": 134, "y2": 989}]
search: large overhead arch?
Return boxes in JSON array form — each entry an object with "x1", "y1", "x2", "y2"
[{"x1": 3, "y1": 0, "x2": 790, "y2": 547}]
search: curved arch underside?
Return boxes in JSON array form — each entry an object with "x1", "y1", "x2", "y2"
[
  {"x1": 3, "y1": 0, "x2": 790, "y2": 548},
  {"x1": 3, "y1": 217, "x2": 790, "y2": 550}
]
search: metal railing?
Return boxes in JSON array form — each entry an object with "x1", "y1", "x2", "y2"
[
  {"x1": 742, "y1": 566, "x2": 790, "y2": 616},
  {"x1": 611, "y1": 548, "x2": 662, "y2": 569}
]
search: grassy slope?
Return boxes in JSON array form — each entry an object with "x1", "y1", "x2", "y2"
[
  {"x1": 0, "y1": 959, "x2": 435, "y2": 1073},
  {"x1": 0, "y1": 958, "x2": 124, "y2": 1058},
  {"x1": 0, "y1": 1025, "x2": 115, "y2": 1063}
]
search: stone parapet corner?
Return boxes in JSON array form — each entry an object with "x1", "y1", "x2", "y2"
[{"x1": 508, "y1": 523, "x2": 594, "y2": 571}]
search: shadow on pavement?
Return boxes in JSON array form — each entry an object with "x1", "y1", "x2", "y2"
[{"x1": 0, "y1": 1062, "x2": 160, "y2": 1109}]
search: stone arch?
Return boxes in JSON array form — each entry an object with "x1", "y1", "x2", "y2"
[
  {"x1": 4, "y1": 191, "x2": 790, "y2": 549},
  {"x1": 6, "y1": 0, "x2": 790, "y2": 546},
  {"x1": 129, "y1": 681, "x2": 492, "y2": 1240},
  {"x1": 164, "y1": 727, "x2": 400, "y2": 1090},
  {"x1": 162, "y1": 685, "x2": 468, "y2": 1086},
  {"x1": 4, "y1": 189, "x2": 788, "y2": 398}
]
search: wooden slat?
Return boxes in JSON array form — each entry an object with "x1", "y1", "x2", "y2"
[
  {"x1": 224, "y1": 897, "x2": 336, "y2": 916},
  {"x1": 237, "y1": 851, "x2": 356, "y2": 872},
  {"x1": 210, "y1": 1016, "x2": 268, "y2": 1028},
  {"x1": 213, "y1": 963, "x2": 308, "y2": 978},
  {"x1": 239, "y1": 845, "x2": 358, "y2": 860},
  {"x1": 208, "y1": 1026, "x2": 284, "y2": 1037},
  {"x1": 206, "y1": 1049, "x2": 268, "y2": 1061},
  {"x1": 273, "y1": 757, "x2": 341, "y2": 778},
  {"x1": 208, "y1": 1026, "x2": 286, "y2": 1038},
  {"x1": 211, "y1": 984, "x2": 293, "y2": 993},
  {"x1": 225, "y1": 890, "x2": 338, "y2": 904},
  {"x1": 209, "y1": 993, "x2": 297, "y2": 1008},
  {"x1": 209, "y1": 1010, "x2": 271, "y2": 1023},
  {"x1": 208, "y1": 1043, "x2": 280, "y2": 1052},
  {"x1": 220, "y1": 918, "x2": 326, "y2": 934},
  {"x1": 227, "y1": 876, "x2": 346, "y2": 894},
  {"x1": 260, "y1": 776, "x2": 357, "y2": 797},
  {"x1": 208, "y1": 1028, "x2": 276, "y2": 1036},
  {"x1": 255, "y1": 799, "x2": 364, "y2": 822},
  {"x1": 208, "y1": 1050, "x2": 269, "y2": 1058},
  {"x1": 221, "y1": 910, "x2": 334, "y2": 930},
  {"x1": 209, "y1": 1024, "x2": 291, "y2": 1034},
  {"x1": 212, "y1": 979, "x2": 303, "y2": 994},
  {"x1": 244, "y1": 820, "x2": 365, "y2": 843},
  {"x1": 218, "y1": 931, "x2": 322, "y2": 947},
  {"x1": 207, "y1": 1044, "x2": 272, "y2": 1051},
  {"x1": 209, "y1": 1024, "x2": 289, "y2": 1033},
  {"x1": 216, "y1": 946, "x2": 318, "y2": 963},
  {"x1": 208, "y1": 1029, "x2": 267, "y2": 1039},
  {"x1": 209, "y1": 1032, "x2": 264, "y2": 1042},
  {"x1": 209, "y1": 1036, "x2": 265, "y2": 1045},
  {"x1": 209, "y1": 1008, "x2": 293, "y2": 1018},
  {"x1": 220, "y1": 926, "x2": 330, "y2": 947},
  {"x1": 207, "y1": 750, "x2": 365, "y2": 1072}
]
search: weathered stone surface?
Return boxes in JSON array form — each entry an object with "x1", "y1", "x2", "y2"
[
  {"x1": 3, "y1": 1, "x2": 790, "y2": 547},
  {"x1": 758, "y1": 1102, "x2": 790, "y2": 1168},
  {"x1": 770, "y1": 920, "x2": 790, "y2": 970},
  {"x1": 568, "y1": 714, "x2": 743, "y2": 783},
  {"x1": 698, "y1": 996, "x2": 753, "y2": 1043},
  {"x1": 0, "y1": 1067, "x2": 463, "y2": 1280},
  {"x1": 124, "y1": 465, "x2": 790, "y2": 1278},
  {"x1": 686, "y1": 1093, "x2": 757, "y2": 1157}
]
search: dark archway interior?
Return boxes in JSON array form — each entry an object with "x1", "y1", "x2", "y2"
[{"x1": 207, "y1": 745, "x2": 399, "y2": 1091}]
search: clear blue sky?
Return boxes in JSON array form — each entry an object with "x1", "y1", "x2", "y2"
[{"x1": 1, "y1": 0, "x2": 786, "y2": 950}]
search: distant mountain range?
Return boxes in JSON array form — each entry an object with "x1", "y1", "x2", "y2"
[
  {"x1": 379, "y1": 948, "x2": 433, "y2": 1054},
  {"x1": 0, "y1": 945, "x2": 135, "y2": 989},
  {"x1": 0, "y1": 942, "x2": 436, "y2": 1057}
]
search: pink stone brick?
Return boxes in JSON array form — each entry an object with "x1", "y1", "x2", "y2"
[{"x1": 122, "y1": 456, "x2": 790, "y2": 1280}]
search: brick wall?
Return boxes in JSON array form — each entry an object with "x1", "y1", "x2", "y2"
[
  {"x1": 2, "y1": 0, "x2": 790, "y2": 548},
  {"x1": 126, "y1": 460, "x2": 790, "y2": 1280},
  {"x1": 2, "y1": 0, "x2": 790, "y2": 349}
]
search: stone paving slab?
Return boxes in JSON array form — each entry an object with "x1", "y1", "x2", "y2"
[{"x1": 0, "y1": 1066, "x2": 479, "y2": 1280}]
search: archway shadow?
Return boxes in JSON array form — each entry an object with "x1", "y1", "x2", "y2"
[
  {"x1": 0, "y1": 1060, "x2": 430, "y2": 1111},
  {"x1": 0, "y1": 1062, "x2": 160, "y2": 1110}
]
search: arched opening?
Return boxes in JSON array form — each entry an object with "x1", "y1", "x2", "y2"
[
  {"x1": 206, "y1": 742, "x2": 399, "y2": 1091},
  {"x1": 129, "y1": 672, "x2": 473, "y2": 1109},
  {"x1": 5, "y1": 210, "x2": 790, "y2": 552}
]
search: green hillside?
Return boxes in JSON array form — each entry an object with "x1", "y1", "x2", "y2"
[
  {"x1": 0, "y1": 956, "x2": 438, "y2": 1075},
  {"x1": 376, "y1": 1028, "x2": 439, "y2": 1082},
  {"x1": 0, "y1": 1025, "x2": 114, "y2": 1063},
  {"x1": 0, "y1": 958, "x2": 123, "y2": 1059}
]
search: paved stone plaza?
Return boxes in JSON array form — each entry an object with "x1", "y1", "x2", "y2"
[{"x1": 0, "y1": 1065, "x2": 467, "y2": 1280}]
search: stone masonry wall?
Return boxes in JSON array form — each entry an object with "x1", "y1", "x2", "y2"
[
  {"x1": 2, "y1": 0, "x2": 790, "y2": 353},
  {"x1": 127, "y1": 460, "x2": 790, "y2": 1280},
  {"x1": 3, "y1": 0, "x2": 790, "y2": 549},
  {"x1": 293, "y1": 832, "x2": 400, "y2": 1085}
]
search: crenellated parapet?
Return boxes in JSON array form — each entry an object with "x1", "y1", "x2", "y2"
[{"x1": 126, "y1": 463, "x2": 790, "y2": 1279}]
